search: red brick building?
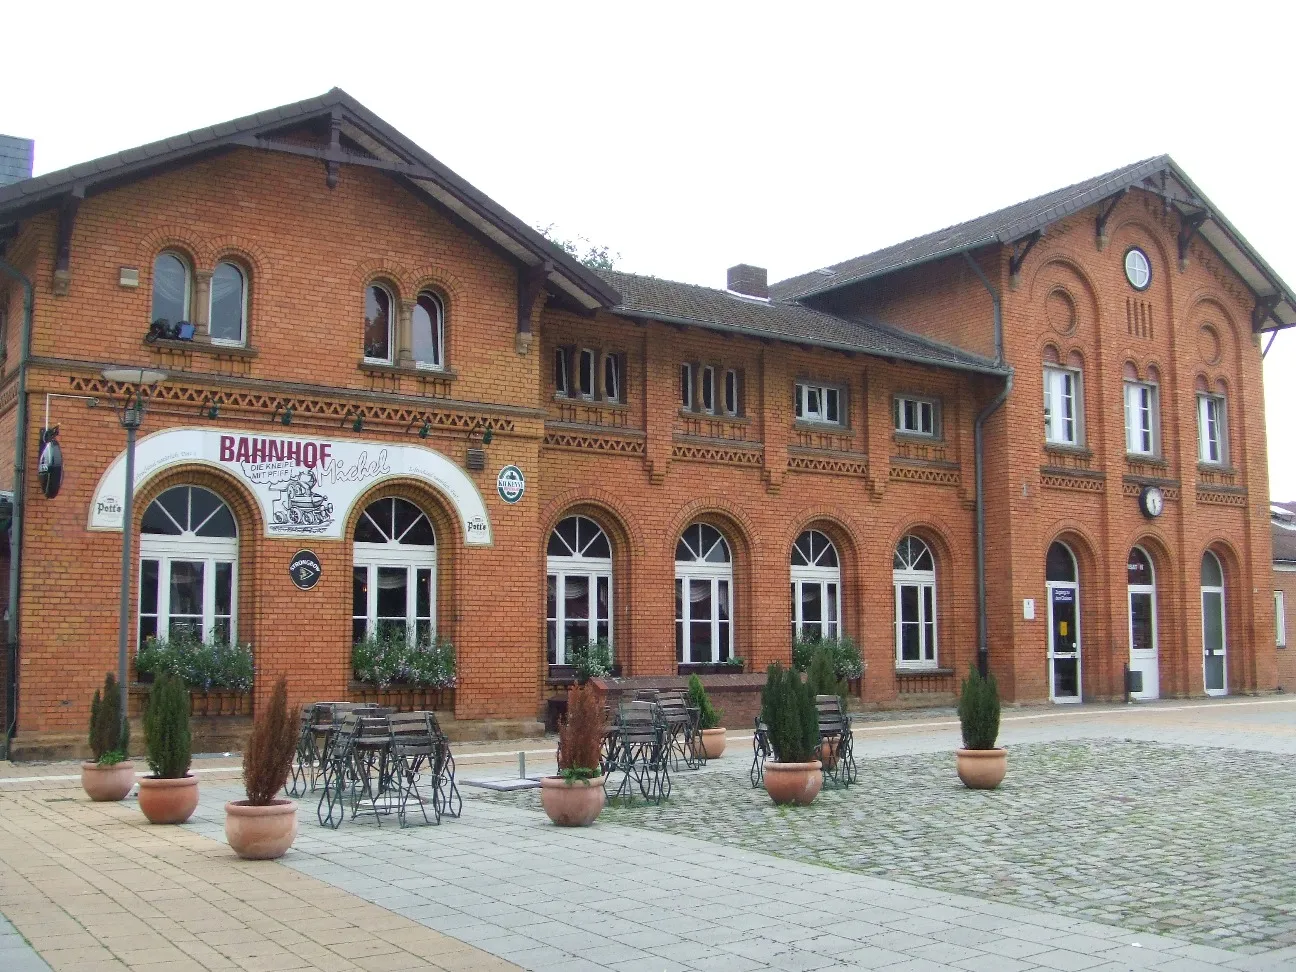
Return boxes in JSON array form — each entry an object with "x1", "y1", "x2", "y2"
[{"x1": 0, "y1": 90, "x2": 1290, "y2": 753}]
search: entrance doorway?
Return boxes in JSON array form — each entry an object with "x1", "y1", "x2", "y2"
[
  {"x1": 1201, "y1": 551, "x2": 1228, "y2": 696},
  {"x1": 1126, "y1": 546, "x2": 1159, "y2": 700},
  {"x1": 1046, "y1": 541, "x2": 1081, "y2": 703}
]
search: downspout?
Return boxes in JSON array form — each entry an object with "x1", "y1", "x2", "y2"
[
  {"x1": 0, "y1": 256, "x2": 32, "y2": 757},
  {"x1": 963, "y1": 252, "x2": 1012, "y2": 678}
]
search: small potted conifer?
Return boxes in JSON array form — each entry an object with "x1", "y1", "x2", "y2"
[
  {"x1": 81, "y1": 673, "x2": 135, "y2": 802},
  {"x1": 225, "y1": 677, "x2": 299, "y2": 859},
  {"x1": 956, "y1": 664, "x2": 1006, "y2": 789},
  {"x1": 760, "y1": 663, "x2": 822, "y2": 806},
  {"x1": 687, "y1": 674, "x2": 726, "y2": 759},
  {"x1": 138, "y1": 673, "x2": 198, "y2": 824},
  {"x1": 806, "y1": 646, "x2": 845, "y2": 769},
  {"x1": 540, "y1": 683, "x2": 605, "y2": 826}
]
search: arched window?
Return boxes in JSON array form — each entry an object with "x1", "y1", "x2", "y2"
[
  {"x1": 363, "y1": 283, "x2": 395, "y2": 363},
  {"x1": 139, "y1": 485, "x2": 237, "y2": 646},
  {"x1": 790, "y1": 529, "x2": 840, "y2": 643},
  {"x1": 1201, "y1": 551, "x2": 1227, "y2": 695},
  {"x1": 352, "y1": 498, "x2": 436, "y2": 645},
  {"x1": 675, "y1": 523, "x2": 733, "y2": 664},
  {"x1": 1046, "y1": 541, "x2": 1076, "y2": 583},
  {"x1": 893, "y1": 535, "x2": 936, "y2": 668},
  {"x1": 209, "y1": 261, "x2": 247, "y2": 345},
  {"x1": 412, "y1": 291, "x2": 444, "y2": 370},
  {"x1": 546, "y1": 515, "x2": 612, "y2": 666},
  {"x1": 151, "y1": 251, "x2": 191, "y2": 326}
]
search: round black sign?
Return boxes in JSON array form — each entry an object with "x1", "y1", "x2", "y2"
[
  {"x1": 289, "y1": 549, "x2": 322, "y2": 590},
  {"x1": 38, "y1": 438, "x2": 63, "y2": 499}
]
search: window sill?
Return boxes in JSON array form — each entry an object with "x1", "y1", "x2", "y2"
[
  {"x1": 145, "y1": 337, "x2": 258, "y2": 359},
  {"x1": 677, "y1": 661, "x2": 746, "y2": 676},
  {"x1": 558, "y1": 394, "x2": 628, "y2": 409},
  {"x1": 794, "y1": 419, "x2": 847, "y2": 432},
  {"x1": 359, "y1": 360, "x2": 458, "y2": 381},
  {"x1": 546, "y1": 663, "x2": 622, "y2": 686},
  {"x1": 1125, "y1": 453, "x2": 1168, "y2": 467},
  {"x1": 893, "y1": 431, "x2": 942, "y2": 445},
  {"x1": 895, "y1": 666, "x2": 953, "y2": 676},
  {"x1": 1197, "y1": 462, "x2": 1236, "y2": 475},
  {"x1": 679, "y1": 408, "x2": 749, "y2": 422}
]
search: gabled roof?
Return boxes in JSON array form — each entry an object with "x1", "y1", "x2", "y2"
[
  {"x1": 0, "y1": 88, "x2": 619, "y2": 311},
  {"x1": 601, "y1": 270, "x2": 1005, "y2": 375},
  {"x1": 771, "y1": 156, "x2": 1296, "y2": 333}
]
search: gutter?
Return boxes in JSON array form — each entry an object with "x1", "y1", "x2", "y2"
[
  {"x1": 0, "y1": 257, "x2": 31, "y2": 758},
  {"x1": 963, "y1": 252, "x2": 1013, "y2": 679}
]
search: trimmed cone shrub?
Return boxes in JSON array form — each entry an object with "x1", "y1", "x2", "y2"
[
  {"x1": 806, "y1": 646, "x2": 845, "y2": 700},
  {"x1": 686, "y1": 674, "x2": 721, "y2": 730},
  {"x1": 958, "y1": 664, "x2": 1001, "y2": 750},
  {"x1": 143, "y1": 673, "x2": 192, "y2": 779},
  {"x1": 243, "y1": 677, "x2": 297, "y2": 805},
  {"x1": 557, "y1": 683, "x2": 603, "y2": 781},
  {"x1": 761, "y1": 663, "x2": 817, "y2": 763},
  {"x1": 89, "y1": 673, "x2": 130, "y2": 764}
]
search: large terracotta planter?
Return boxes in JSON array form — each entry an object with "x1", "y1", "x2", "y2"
[
  {"x1": 224, "y1": 800, "x2": 298, "y2": 859},
  {"x1": 539, "y1": 775, "x2": 605, "y2": 826},
  {"x1": 956, "y1": 748, "x2": 1007, "y2": 790},
  {"x1": 138, "y1": 775, "x2": 199, "y2": 824},
  {"x1": 763, "y1": 760, "x2": 823, "y2": 806},
  {"x1": 80, "y1": 761, "x2": 136, "y2": 802},
  {"x1": 699, "y1": 728, "x2": 727, "y2": 759}
]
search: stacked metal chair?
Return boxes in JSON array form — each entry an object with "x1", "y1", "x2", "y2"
[
  {"x1": 424, "y1": 711, "x2": 462, "y2": 819},
  {"x1": 388, "y1": 712, "x2": 440, "y2": 827},
  {"x1": 815, "y1": 694, "x2": 857, "y2": 787},
  {"x1": 604, "y1": 699, "x2": 671, "y2": 803},
  {"x1": 657, "y1": 690, "x2": 704, "y2": 770},
  {"x1": 750, "y1": 716, "x2": 771, "y2": 787}
]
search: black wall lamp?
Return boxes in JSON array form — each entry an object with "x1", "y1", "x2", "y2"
[
  {"x1": 199, "y1": 396, "x2": 219, "y2": 419},
  {"x1": 270, "y1": 404, "x2": 293, "y2": 426},
  {"x1": 343, "y1": 410, "x2": 364, "y2": 433},
  {"x1": 404, "y1": 415, "x2": 432, "y2": 439}
]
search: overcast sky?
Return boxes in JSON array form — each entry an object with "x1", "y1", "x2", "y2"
[{"x1": 4, "y1": 2, "x2": 1293, "y2": 499}]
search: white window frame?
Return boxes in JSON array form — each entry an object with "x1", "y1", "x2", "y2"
[
  {"x1": 208, "y1": 261, "x2": 247, "y2": 347},
  {"x1": 790, "y1": 530, "x2": 840, "y2": 643},
  {"x1": 1198, "y1": 394, "x2": 1227, "y2": 465},
  {"x1": 1044, "y1": 366, "x2": 1082, "y2": 445},
  {"x1": 604, "y1": 354, "x2": 621, "y2": 403},
  {"x1": 1277, "y1": 590, "x2": 1287, "y2": 648},
  {"x1": 1123, "y1": 381, "x2": 1158, "y2": 456},
  {"x1": 152, "y1": 250, "x2": 192, "y2": 325},
  {"x1": 352, "y1": 500, "x2": 437, "y2": 646},
  {"x1": 795, "y1": 381, "x2": 842, "y2": 426},
  {"x1": 412, "y1": 291, "x2": 445, "y2": 371},
  {"x1": 724, "y1": 368, "x2": 739, "y2": 416},
  {"x1": 680, "y1": 363, "x2": 693, "y2": 410},
  {"x1": 894, "y1": 395, "x2": 937, "y2": 437},
  {"x1": 701, "y1": 366, "x2": 716, "y2": 414},
  {"x1": 554, "y1": 347, "x2": 570, "y2": 396},
  {"x1": 363, "y1": 283, "x2": 395, "y2": 365},
  {"x1": 578, "y1": 348, "x2": 595, "y2": 398},
  {"x1": 675, "y1": 526, "x2": 733, "y2": 664},
  {"x1": 1125, "y1": 247, "x2": 1152, "y2": 291},
  {"x1": 893, "y1": 537, "x2": 937, "y2": 669},
  {"x1": 546, "y1": 516, "x2": 613, "y2": 666}
]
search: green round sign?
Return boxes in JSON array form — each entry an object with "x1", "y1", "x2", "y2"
[{"x1": 496, "y1": 465, "x2": 525, "y2": 504}]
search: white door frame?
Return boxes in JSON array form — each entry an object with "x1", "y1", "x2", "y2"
[
  {"x1": 1201, "y1": 579, "x2": 1228, "y2": 697},
  {"x1": 1047, "y1": 580, "x2": 1082, "y2": 703},
  {"x1": 1127, "y1": 548, "x2": 1160, "y2": 700},
  {"x1": 353, "y1": 543, "x2": 437, "y2": 643}
]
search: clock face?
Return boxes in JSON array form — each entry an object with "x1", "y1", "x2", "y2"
[{"x1": 1141, "y1": 486, "x2": 1164, "y2": 518}]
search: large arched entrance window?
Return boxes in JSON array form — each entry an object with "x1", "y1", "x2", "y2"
[
  {"x1": 893, "y1": 535, "x2": 937, "y2": 668},
  {"x1": 352, "y1": 498, "x2": 436, "y2": 645},
  {"x1": 1046, "y1": 541, "x2": 1081, "y2": 702},
  {"x1": 791, "y1": 529, "x2": 840, "y2": 643},
  {"x1": 1201, "y1": 551, "x2": 1228, "y2": 696},
  {"x1": 546, "y1": 515, "x2": 612, "y2": 665},
  {"x1": 139, "y1": 485, "x2": 238, "y2": 646},
  {"x1": 1127, "y1": 546, "x2": 1159, "y2": 700},
  {"x1": 676, "y1": 523, "x2": 733, "y2": 664}
]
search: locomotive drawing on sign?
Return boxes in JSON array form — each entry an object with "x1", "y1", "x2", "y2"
[{"x1": 267, "y1": 468, "x2": 335, "y2": 530}]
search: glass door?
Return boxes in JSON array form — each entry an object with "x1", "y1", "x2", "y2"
[
  {"x1": 1048, "y1": 583, "x2": 1081, "y2": 702},
  {"x1": 1202, "y1": 587, "x2": 1227, "y2": 695}
]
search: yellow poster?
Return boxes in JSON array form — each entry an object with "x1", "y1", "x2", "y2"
[{"x1": 1059, "y1": 621, "x2": 1068, "y2": 636}]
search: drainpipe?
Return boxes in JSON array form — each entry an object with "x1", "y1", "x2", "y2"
[
  {"x1": 963, "y1": 252, "x2": 1013, "y2": 678},
  {"x1": 0, "y1": 257, "x2": 32, "y2": 757}
]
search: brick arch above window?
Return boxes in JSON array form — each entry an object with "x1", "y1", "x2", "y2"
[
  {"x1": 208, "y1": 236, "x2": 270, "y2": 282},
  {"x1": 1027, "y1": 255, "x2": 1101, "y2": 334},
  {"x1": 538, "y1": 488, "x2": 645, "y2": 561},
  {"x1": 665, "y1": 497, "x2": 756, "y2": 568},
  {"x1": 137, "y1": 225, "x2": 208, "y2": 270}
]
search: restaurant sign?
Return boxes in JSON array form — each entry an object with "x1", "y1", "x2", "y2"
[{"x1": 88, "y1": 427, "x2": 492, "y2": 545}]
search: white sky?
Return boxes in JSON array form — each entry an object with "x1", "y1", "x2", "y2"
[{"x1": 3, "y1": 1, "x2": 1293, "y2": 498}]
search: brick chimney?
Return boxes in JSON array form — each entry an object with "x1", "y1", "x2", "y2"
[
  {"x1": 727, "y1": 263, "x2": 768, "y2": 300},
  {"x1": 0, "y1": 136, "x2": 34, "y2": 188}
]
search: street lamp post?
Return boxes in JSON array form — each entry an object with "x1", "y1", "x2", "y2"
[{"x1": 102, "y1": 368, "x2": 168, "y2": 742}]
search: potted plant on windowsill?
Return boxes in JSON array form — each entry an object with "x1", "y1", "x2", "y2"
[
  {"x1": 225, "y1": 677, "x2": 299, "y2": 858},
  {"x1": 81, "y1": 673, "x2": 135, "y2": 802},
  {"x1": 540, "y1": 683, "x2": 605, "y2": 826},
  {"x1": 138, "y1": 673, "x2": 198, "y2": 823},
  {"x1": 760, "y1": 663, "x2": 822, "y2": 806},
  {"x1": 956, "y1": 664, "x2": 1006, "y2": 790},
  {"x1": 687, "y1": 674, "x2": 726, "y2": 759}
]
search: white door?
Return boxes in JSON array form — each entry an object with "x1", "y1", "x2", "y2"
[
  {"x1": 1127, "y1": 547, "x2": 1159, "y2": 700},
  {"x1": 1201, "y1": 551, "x2": 1228, "y2": 696},
  {"x1": 1047, "y1": 582, "x2": 1081, "y2": 703}
]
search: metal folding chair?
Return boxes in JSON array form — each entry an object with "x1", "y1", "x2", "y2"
[
  {"x1": 424, "y1": 711, "x2": 462, "y2": 819},
  {"x1": 750, "y1": 716, "x2": 771, "y2": 787},
  {"x1": 606, "y1": 700, "x2": 671, "y2": 803},
  {"x1": 657, "y1": 690, "x2": 702, "y2": 770},
  {"x1": 389, "y1": 712, "x2": 440, "y2": 827},
  {"x1": 815, "y1": 694, "x2": 857, "y2": 787},
  {"x1": 316, "y1": 712, "x2": 360, "y2": 828}
]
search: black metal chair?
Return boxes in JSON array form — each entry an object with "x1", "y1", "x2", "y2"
[
  {"x1": 657, "y1": 690, "x2": 702, "y2": 770},
  {"x1": 389, "y1": 712, "x2": 440, "y2": 827},
  {"x1": 423, "y1": 711, "x2": 462, "y2": 819},
  {"x1": 750, "y1": 716, "x2": 771, "y2": 787},
  {"x1": 316, "y1": 712, "x2": 360, "y2": 828},
  {"x1": 815, "y1": 694, "x2": 857, "y2": 787},
  {"x1": 288, "y1": 703, "x2": 317, "y2": 797},
  {"x1": 605, "y1": 700, "x2": 671, "y2": 803},
  {"x1": 348, "y1": 713, "x2": 395, "y2": 824}
]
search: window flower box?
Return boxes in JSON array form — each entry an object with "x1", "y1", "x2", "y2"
[
  {"x1": 676, "y1": 660, "x2": 745, "y2": 677},
  {"x1": 347, "y1": 681, "x2": 455, "y2": 712}
]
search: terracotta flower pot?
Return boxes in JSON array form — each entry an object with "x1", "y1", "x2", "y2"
[
  {"x1": 224, "y1": 800, "x2": 298, "y2": 859},
  {"x1": 138, "y1": 774, "x2": 199, "y2": 824},
  {"x1": 699, "y1": 728, "x2": 727, "y2": 759},
  {"x1": 956, "y1": 748, "x2": 1007, "y2": 790},
  {"x1": 818, "y1": 738, "x2": 839, "y2": 770},
  {"x1": 80, "y1": 761, "x2": 136, "y2": 802},
  {"x1": 763, "y1": 760, "x2": 823, "y2": 806},
  {"x1": 539, "y1": 775, "x2": 605, "y2": 826}
]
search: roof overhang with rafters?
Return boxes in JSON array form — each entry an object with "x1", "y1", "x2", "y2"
[
  {"x1": 0, "y1": 88, "x2": 620, "y2": 313},
  {"x1": 771, "y1": 155, "x2": 1296, "y2": 334}
]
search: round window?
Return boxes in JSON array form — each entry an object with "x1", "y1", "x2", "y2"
[{"x1": 1124, "y1": 247, "x2": 1151, "y2": 291}]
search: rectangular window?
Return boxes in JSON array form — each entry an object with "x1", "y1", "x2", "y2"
[
  {"x1": 553, "y1": 348, "x2": 569, "y2": 397},
  {"x1": 604, "y1": 354, "x2": 621, "y2": 403},
  {"x1": 1198, "y1": 394, "x2": 1226, "y2": 464},
  {"x1": 680, "y1": 364, "x2": 693, "y2": 410},
  {"x1": 701, "y1": 366, "x2": 716, "y2": 414},
  {"x1": 893, "y1": 396, "x2": 937, "y2": 436},
  {"x1": 578, "y1": 349, "x2": 595, "y2": 397},
  {"x1": 1124, "y1": 381, "x2": 1157, "y2": 455},
  {"x1": 1277, "y1": 590, "x2": 1287, "y2": 648},
  {"x1": 724, "y1": 369, "x2": 739, "y2": 416},
  {"x1": 1044, "y1": 367, "x2": 1081, "y2": 445},
  {"x1": 795, "y1": 381, "x2": 843, "y2": 425}
]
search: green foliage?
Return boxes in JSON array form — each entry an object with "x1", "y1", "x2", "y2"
[
  {"x1": 792, "y1": 634, "x2": 863, "y2": 680},
  {"x1": 351, "y1": 633, "x2": 456, "y2": 688},
  {"x1": 136, "y1": 633, "x2": 254, "y2": 692},
  {"x1": 686, "y1": 674, "x2": 721, "y2": 730},
  {"x1": 570, "y1": 638, "x2": 612, "y2": 683},
  {"x1": 536, "y1": 222, "x2": 620, "y2": 270},
  {"x1": 243, "y1": 676, "x2": 297, "y2": 805},
  {"x1": 557, "y1": 683, "x2": 603, "y2": 776},
  {"x1": 143, "y1": 673, "x2": 192, "y2": 779},
  {"x1": 958, "y1": 664, "x2": 1001, "y2": 750},
  {"x1": 760, "y1": 663, "x2": 818, "y2": 764},
  {"x1": 806, "y1": 646, "x2": 846, "y2": 700},
  {"x1": 88, "y1": 672, "x2": 129, "y2": 764}
]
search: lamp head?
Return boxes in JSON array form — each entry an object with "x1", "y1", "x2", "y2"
[
  {"x1": 102, "y1": 367, "x2": 168, "y2": 386},
  {"x1": 418, "y1": 421, "x2": 431, "y2": 439},
  {"x1": 281, "y1": 406, "x2": 293, "y2": 426},
  {"x1": 482, "y1": 427, "x2": 493, "y2": 445}
]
